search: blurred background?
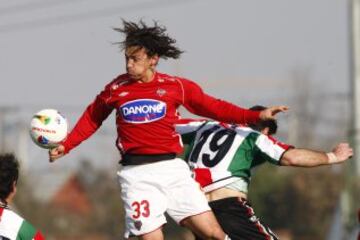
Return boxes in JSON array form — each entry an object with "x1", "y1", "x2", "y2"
[{"x1": 0, "y1": 0, "x2": 359, "y2": 239}]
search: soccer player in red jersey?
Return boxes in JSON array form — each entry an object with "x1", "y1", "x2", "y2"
[{"x1": 49, "y1": 20, "x2": 287, "y2": 240}]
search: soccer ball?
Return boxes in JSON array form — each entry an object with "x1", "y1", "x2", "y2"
[{"x1": 29, "y1": 109, "x2": 68, "y2": 149}]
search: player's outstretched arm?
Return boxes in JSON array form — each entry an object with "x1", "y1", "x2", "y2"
[
  {"x1": 280, "y1": 143, "x2": 353, "y2": 167},
  {"x1": 49, "y1": 144, "x2": 65, "y2": 162},
  {"x1": 259, "y1": 106, "x2": 288, "y2": 121}
]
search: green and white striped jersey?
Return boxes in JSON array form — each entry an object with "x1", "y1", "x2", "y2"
[
  {"x1": 176, "y1": 119, "x2": 292, "y2": 193},
  {"x1": 0, "y1": 207, "x2": 44, "y2": 240}
]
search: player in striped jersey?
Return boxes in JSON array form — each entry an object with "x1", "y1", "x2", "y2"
[
  {"x1": 176, "y1": 109, "x2": 353, "y2": 240},
  {"x1": 0, "y1": 154, "x2": 45, "y2": 240}
]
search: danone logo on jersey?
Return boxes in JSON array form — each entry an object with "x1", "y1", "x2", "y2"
[{"x1": 120, "y1": 99, "x2": 166, "y2": 123}]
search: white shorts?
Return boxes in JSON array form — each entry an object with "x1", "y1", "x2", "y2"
[{"x1": 117, "y1": 158, "x2": 210, "y2": 238}]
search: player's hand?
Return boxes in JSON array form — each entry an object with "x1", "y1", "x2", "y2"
[
  {"x1": 49, "y1": 144, "x2": 65, "y2": 162},
  {"x1": 259, "y1": 106, "x2": 288, "y2": 121},
  {"x1": 331, "y1": 143, "x2": 353, "y2": 163}
]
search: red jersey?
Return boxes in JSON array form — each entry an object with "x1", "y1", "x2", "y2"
[{"x1": 62, "y1": 72, "x2": 260, "y2": 158}]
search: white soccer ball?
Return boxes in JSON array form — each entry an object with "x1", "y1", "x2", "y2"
[{"x1": 29, "y1": 109, "x2": 68, "y2": 149}]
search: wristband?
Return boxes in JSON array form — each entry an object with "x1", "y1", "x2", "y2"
[{"x1": 326, "y1": 152, "x2": 338, "y2": 164}]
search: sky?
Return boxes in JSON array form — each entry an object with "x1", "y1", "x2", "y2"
[
  {"x1": 0, "y1": 0, "x2": 354, "y2": 170},
  {"x1": 0, "y1": 0, "x2": 351, "y2": 106}
]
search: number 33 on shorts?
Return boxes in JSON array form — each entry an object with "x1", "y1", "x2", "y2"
[{"x1": 131, "y1": 200, "x2": 150, "y2": 219}]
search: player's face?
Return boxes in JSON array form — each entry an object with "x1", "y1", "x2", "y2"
[{"x1": 125, "y1": 46, "x2": 157, "y2": 82}]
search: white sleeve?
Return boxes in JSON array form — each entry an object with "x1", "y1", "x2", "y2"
[{"x1": 255, "y1": 134, "x2": 292, "y2": 164}]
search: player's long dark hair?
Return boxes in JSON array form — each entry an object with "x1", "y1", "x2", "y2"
[
  {"x1": 0, "y1": 154, "x2": 19, "y2": 205},
  {"x1": 114, "y1": 19, "x2": 183, "y2": 59}
]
